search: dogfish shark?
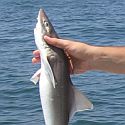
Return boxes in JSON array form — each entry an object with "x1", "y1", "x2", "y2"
[{"x1": 31, "y1": 9, "x2": 93, "y2": 125}]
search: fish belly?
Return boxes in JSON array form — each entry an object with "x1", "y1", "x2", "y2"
[{"x1": 39, "y1": 75, "x2": 69, "y2": 125}]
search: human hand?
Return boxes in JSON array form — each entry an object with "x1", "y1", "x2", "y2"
[{"x1": 32, "y1": 36, "x2": 95, "y2": 74}]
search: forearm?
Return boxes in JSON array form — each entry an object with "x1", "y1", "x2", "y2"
[{"x1": 91, "y1": 46, "x2": 125, "y2": 74}]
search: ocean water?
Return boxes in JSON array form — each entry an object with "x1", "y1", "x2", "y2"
[{"x1": 0, "y1": 0, "x2": 125, "y2": 125}]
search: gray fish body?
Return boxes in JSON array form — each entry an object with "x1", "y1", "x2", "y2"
[{"x1": 31, "y1": 9, "x2": 93, "y2": 125}]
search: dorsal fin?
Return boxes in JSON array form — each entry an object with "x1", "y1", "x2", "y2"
[{"x1": 69, "y1": 85, "x2": 93, "y2": 119}]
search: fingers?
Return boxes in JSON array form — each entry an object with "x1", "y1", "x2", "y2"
[
  {"x1": 44, "y1": 35, "x2": 69, "y2": 49},
  {"x1": 33, "y1": 50, "x2": 40, "y2": 57},
  {"x1": 68, "y1": 58, "x2": 74, "y2": 74},
  {"x1": 32, "y1": 50, "x2": 40, "y2": 63},
  {"x1": 32, "y1": 57, "x2": 40, "y2": 63}
]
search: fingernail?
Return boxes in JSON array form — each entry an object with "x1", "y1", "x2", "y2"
[{"x1": 44, "y1": 35, "x2": 49, "y2": 39}]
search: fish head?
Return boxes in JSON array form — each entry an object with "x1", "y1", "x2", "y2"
[
  {"x1": 38, "y1": 9, "x2": 57, "y2": 37},
  {"x1": 34, "y1": 9, "x2": 58, "y2": 51}
]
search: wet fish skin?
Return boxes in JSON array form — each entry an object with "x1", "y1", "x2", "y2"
[{"x1": 31, "y1": 9, "x2": 93, "y2": 125}]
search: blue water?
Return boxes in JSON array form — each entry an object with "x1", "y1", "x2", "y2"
[{"x1": 0, "y1": 0, "x2": 125, "y2": 124}]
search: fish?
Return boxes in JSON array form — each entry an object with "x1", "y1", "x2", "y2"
[{"x1": 31, "y1": 9, "x2": 93, "y2": 125}]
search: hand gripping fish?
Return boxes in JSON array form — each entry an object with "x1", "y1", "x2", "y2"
[{"x1": 31, "y1": 9, "x2": 93, "y2": 125}]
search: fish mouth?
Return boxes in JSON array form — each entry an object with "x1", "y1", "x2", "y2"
[{"x1": 38, "y1": 9, "x2": 46, "y2": 24}]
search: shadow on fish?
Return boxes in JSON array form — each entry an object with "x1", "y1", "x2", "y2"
[{"x1": 31, "y1": 9, "x2": 93, "y2": 125}]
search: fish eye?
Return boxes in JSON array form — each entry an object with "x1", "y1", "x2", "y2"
[{"x1": 44, "y1": 20, "x2": 49, "y2": 27}]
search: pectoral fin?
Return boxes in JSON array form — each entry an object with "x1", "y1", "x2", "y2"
[
  {"x1": 30, "y1": 69, "x2": 41, "y2": 85},
  {"x1": 69, "y1": 85, "x2": 93, "y2": 119}
]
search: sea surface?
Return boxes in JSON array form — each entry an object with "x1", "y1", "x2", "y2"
[{"x1": 0, "y1": 0, "x2": 125, "y2": 125}]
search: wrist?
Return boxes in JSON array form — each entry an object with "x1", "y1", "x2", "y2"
[{"x1": 86, "y1": 45, "x2": 101, "y2": 71}]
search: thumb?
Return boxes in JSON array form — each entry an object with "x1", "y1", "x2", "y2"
[{"x1": 44, "y1": 35, "x2": 69, "y2": 49}]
